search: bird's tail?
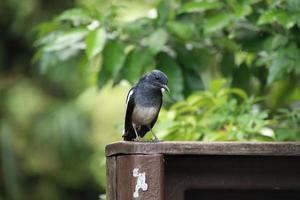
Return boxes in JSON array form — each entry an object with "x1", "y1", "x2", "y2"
[
  {"x1": 122, "y1": 129, "x2": 136, "y2": 141},
  {"x1": 122, "y1": 135, "x2": 133, "y2": 141}
]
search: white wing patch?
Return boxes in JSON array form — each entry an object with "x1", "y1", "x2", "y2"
[{"x1": 126, "y1": 88, "x2": 134, "y2": 105}]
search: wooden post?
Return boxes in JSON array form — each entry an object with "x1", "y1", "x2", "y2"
[
  {"x1": 106, "y1": 156, "x2": 117, "y2": 200},
  {"x1": 116, "y1": 154, "x2": 164, "y2": 200},
  {"x1": 106, "y1": 153, "x2": 164, "y2": 200},
  {"x1": 106, "y1": 142, "x2": 300, "y2": 200}
]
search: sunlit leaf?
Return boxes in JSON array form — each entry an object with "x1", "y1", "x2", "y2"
[
  {"x1": 258, "y1": 10, "x2": 291, "y2": 28},
  {"x1": 43, "y1": 29, "x2": 87, "y2": 52},
  {"x1": 233, "y1": 4, "x2": 252, "y2": 18},
  {"x1": 226, "y1": 0, "x2": 252, "y2": 18},
  {"x1": 268, "y1": 44, "x2": 300, "y2": 84},
  {"x1": 257, "y1": 10, "x2": 276, "y2": 25},
  {"x1": 179, "y1": 1, "x2": 223, "y2": 13},
  {"x1": 102, "y1": 40, "x2": 126, "y2": 77},
  {"x1": 234, "y1": 51, "x2": 255, "y2": 66},
  {"x1": 210, "y1": 79, "x2": 227, "y2": 94},
  {"x1": 204, "y1": 13, "x2": 233, "y2": 34},
  {"x1": 227, "y1": 88, "x2": 248, "y2": 100},
  {"x1": 167, "y1": 21, "x2": 195, "y2": 40},
  {"x1": 85, "y1": 28, "x2": 106, "y2": 59},
  {"x1": 142, "y1": 28, "x2": 168, "y2": 54},
  {"x1": 56, "y1": 8, "x2": 92, "y2": 26}
]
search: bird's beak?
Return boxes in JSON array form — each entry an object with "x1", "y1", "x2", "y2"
[{"x1": 161, "y1": 85, "x2": 170, "y2": 93}]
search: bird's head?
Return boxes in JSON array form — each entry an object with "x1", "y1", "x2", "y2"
[{"x1": 143, "y1": 70, "x2": 169, "y2": 93}]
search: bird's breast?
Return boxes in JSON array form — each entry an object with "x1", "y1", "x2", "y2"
[{"x1": 132, "y1": 105, "x2": 159, "y2": 125}]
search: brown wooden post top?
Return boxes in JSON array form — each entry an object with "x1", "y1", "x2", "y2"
[
  {"x1": 106, "y1": 142, "x2": 300, "y2": 200},
  {"x1": 106, "y1": 141, "x2": 300, "y2": 157}
]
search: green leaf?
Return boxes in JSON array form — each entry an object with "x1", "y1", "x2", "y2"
[
  {"x1": 157, "y1": 52, "x2": 184, "y2": 99},
  {"x1": 85, "y1": 28, "x2": 106, "y2": 59},
  {"x1": 233, "y1": 4, "x2": 252, "y2": 18},
  {"x1": 167, "y1": 21, "x2": 195, "y2": 40},
  {"x1": 264, "y1": 34, "x2": 288, "y2": 51},
  {"x1": 204, "y1": 13, "x2": 233, "y2": 34},
  {"x1": 267, "y1": 44, "x2": 300, "y2": 84},
  {"x1": 123, "y1": 47, "x2": 153, "y2": 83},
  {"x1": 43, "y1": 29, "x2": 88, "y2": 52},
  {"x1": 34, "y1": 22, "x2": 60, "y2": 37},
  {"x1": 143, "y1": 28, "x2": 168, "y2": 54},
  {"x1": 97, "y1": 67, "x2": 111, "y2": 88},
  {"x1": 227, "y1": 88, "x2": 248, "y2": 100},
  {"x1": 42, "y1": 29, "x2": 88, "y2": 62},
  {"x1": 226, "y1": 0, "x2": 252, "y2": 18},
  {"x1": 123, "y1": 18, "x2": 154, "y2": 40},
  {"x1": 214, "y1": 38, "x2": 240, "y2": 51},
  {"x1": 234, "y1": 51, "x2": 255, "y2": 66},
  {"x1": 257, "y1": 10, "x2": 276, "y2": 25},
  {"x1": 179, "y1": 1, "x2": 223, "y2": 13},
  {"x1": 210, "y1": 79, "x2": 227, "y2": 94},
  {"x1": 258, "y1": 10, "x2": 291, "y2": 28},
  {"x1": 157, "y1": 0, "x2": 171, "y2": 26},
  {"x1": 102, "y1": 40, "x2": 126, "y2": 78},
  {"x1": 56, "y1": 8, "x2": 92, "y2": 26}
]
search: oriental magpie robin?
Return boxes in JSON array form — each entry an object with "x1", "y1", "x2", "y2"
[{"x1": 122, "y1": 70, "x2": 169, "y2": 141}]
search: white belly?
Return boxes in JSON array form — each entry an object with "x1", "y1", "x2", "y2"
[{"x1": 132, "y1": 105, "x2": 159, "y2": 125}]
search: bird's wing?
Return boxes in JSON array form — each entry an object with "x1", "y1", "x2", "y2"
[
  {"x1": 126, "y1": 87, "x2": 134, "y2": 105},
  {"x1": 138, "y1": 99, "x2": 163, "y2": 138},
  {"x1": 123, "y1": 87, "x2": 136, "y2": 141}
]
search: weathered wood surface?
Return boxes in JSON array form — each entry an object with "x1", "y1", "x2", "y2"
[
  {"x1": 106, "y1": 142, "x2": 300, "y2": 200},
  {"x1": 106, "y1": 156, "x2": 117, "y2": 200},
  {"x1": 116, "y1": 154, "x2": 164, "y2": 200},
  {"x1": 106, "y1": 141, "x2": 300, "y2": 157}
]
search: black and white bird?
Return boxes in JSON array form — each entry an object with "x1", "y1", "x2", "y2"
[{"x1": 123, "y1": 70, "x2": 169, "y2": 141}]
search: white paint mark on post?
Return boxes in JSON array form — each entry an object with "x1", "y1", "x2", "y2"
[{"x1": 133, "y1": 168, "x2": 148, "y2": 198}]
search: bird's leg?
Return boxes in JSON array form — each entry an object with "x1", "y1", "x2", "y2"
[
  {"x1": 132, "y1": 124, "x2": 140, "y2": 141},
  {"x1": 148, "y1": 127, "x2": 159, "y2": 142}
]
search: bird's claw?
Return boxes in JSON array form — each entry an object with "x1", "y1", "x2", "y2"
[
  {"x1": 133, "y1": 137, "x2": 141, "y2": 142},
  {"x1": 151, "y1": 138, "x2": 161, "y2": 142}
]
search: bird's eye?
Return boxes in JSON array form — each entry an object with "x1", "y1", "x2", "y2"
[{"x1": 155, "y1": 76, "x2": 160, "y2": 80}]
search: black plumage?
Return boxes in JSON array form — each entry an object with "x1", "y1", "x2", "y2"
[{"x1": 122, "y1": 70, "x2": 169, "y2": 141}]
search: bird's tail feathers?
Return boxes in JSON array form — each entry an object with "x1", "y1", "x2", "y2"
[
  {"x1": 122, "y1": 135, "x2": 134, "y2": 141},
  {"x1": 122, "y1": 128, "x2": 136, "y2": 141}
]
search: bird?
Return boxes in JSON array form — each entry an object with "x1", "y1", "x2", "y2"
[{"x1": 122, "y1": 70, "x2": 169, "y2": 141}]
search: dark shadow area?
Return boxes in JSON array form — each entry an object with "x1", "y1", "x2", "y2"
[{"x1": 164, "y1": 155, "x2": 300, "y2": 200}]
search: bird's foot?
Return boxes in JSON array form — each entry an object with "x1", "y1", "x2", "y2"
[
  {"x1": 133, "y1": 137, "x2": 141, "y2": 142},
  {"x1": 151, "y1": 137, "x2": 161, "y2": 143}
]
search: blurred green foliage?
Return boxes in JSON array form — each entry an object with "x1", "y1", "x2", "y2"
[
  {"x1": 34, "y1": 0, "x2": 300, "y2": 139},
  {"x1": 1, "y1": 0, "x2": 300, "y2": 200},
  {"x1": 156, "y1": 78, "x2": 300, "y2": 141},
  {"x1": 35, "y1": 0, "x2": 300, "y2": 105},
  {"x1": 156, "y1": 79, "x2": 272, "y2": 141},
  {"x1": 1, "y1": 0, "x2": 126, "y2": 199}
]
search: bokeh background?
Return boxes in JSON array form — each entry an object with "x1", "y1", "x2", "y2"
[{"x1": 1, "y1": 0, "x2": 300, "y2": 199}]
